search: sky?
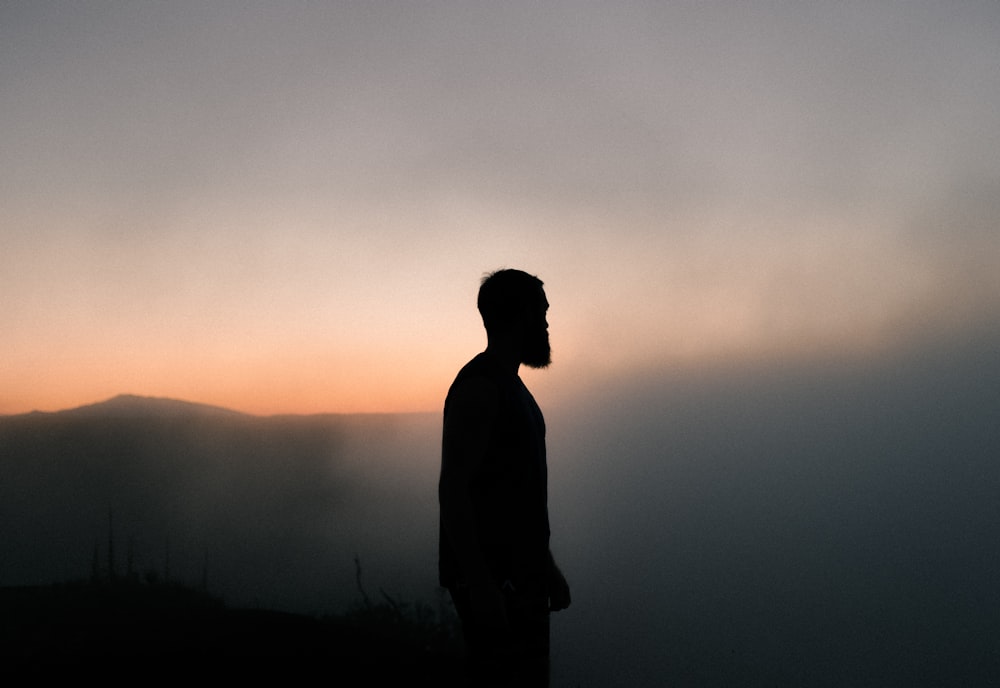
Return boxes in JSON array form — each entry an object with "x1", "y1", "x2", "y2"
[{"x1": 3, "y1": 0, "x2": 999, "y2": 415}]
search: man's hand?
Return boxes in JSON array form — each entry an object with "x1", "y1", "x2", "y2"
[{"x1": 548, "y1": 561, "x2": 571, "y2": 612}]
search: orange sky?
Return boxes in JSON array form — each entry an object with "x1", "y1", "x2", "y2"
[{"x1": 2, "y1": 3, "x2": 998, "y2": 416}]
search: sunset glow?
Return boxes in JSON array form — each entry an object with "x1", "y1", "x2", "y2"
[{"x1": 2, "y1": 2, "x2": 998, "y2": 416}]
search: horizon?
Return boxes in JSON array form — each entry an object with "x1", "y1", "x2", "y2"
[
  {"x1": 0, "y1": 391, "x2": 441, "y2": 419},
  {"x1": 3, "y1": 318, "x2": 984, "y2": 418}
]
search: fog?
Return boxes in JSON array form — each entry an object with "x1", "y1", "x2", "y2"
[
  {"x1": 2, "y1": 327, "x2": 997, "y2": 685},
  {"x1": 547, "y1": 327, "x2": 999, "y2": 686}
]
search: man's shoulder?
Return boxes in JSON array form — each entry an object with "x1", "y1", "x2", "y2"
[
  {"x1": 448, "y1": 354, "x2": 498, "y2": 397},
  {"x1": 445, "y1": 353, "x2": 505, "y2": 416},
  {"x1": 451, "y1": 352, "x2": 500, "y2": 385}
]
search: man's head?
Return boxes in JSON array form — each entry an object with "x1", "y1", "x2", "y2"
[{"x1": 478, "y1": 269, "x2": 551, "y2": 368}]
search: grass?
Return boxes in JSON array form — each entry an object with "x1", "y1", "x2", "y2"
[{"x1": 1, "y1": 569, "x2": 465, "y2": 682}]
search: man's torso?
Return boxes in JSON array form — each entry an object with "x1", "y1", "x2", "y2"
[{"x1": 439, "y1": 352, "x2": 550, "y2": 592}]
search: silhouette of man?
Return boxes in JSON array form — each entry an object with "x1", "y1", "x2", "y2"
[{"x1": 439, "y1": 269, "x2": 571, "y2": 687}]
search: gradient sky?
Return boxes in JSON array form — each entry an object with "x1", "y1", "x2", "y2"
[{"x1": 3, "y1": 1, "x2": 998, "y2": 415}]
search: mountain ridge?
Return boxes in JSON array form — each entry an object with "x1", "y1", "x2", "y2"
[
  {"x1": 65, "y1": 394, "x2": 249, "y2": 419},
  {"x1": 3, "y1": 394, "x2": 436, "y2": 420}
]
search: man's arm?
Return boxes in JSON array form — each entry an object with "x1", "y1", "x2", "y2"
[
  {"x1": 547, "y1": 549, "x2": 571, "y2": 611},
  {"x1": 439, "y1": 375, "x2": 508, "y2": 628}
]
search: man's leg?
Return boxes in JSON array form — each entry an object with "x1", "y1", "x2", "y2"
[{"x1": 448, "y1": 586, "x2": 550, "y2": 687}]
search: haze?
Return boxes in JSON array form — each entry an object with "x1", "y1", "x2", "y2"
[
  {"x1": 2, "y1": 4, "x2": 999, "y2": 684},
  {"x1": 2, "y1": 328, "x2": 996, "y2": 685}
]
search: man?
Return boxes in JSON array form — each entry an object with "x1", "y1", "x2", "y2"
[{"x1": 439, "y1": 269, "x2": 571, "y2": 687}]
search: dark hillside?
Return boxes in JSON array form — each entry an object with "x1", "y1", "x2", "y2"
[
  {"x1": 1, "y1": 580, "x2": 462, "y2": 682},
  {"x1": 0, "y1": 397, "x2": 441, "y2": 614}
]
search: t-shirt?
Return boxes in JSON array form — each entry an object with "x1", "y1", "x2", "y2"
[{"x1": 438, "y1": 351, "x2": 550, "y2": 592}]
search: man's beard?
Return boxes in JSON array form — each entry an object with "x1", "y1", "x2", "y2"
[{"x1": 521, "y1": 330, "x2": 551, "y2": 369}]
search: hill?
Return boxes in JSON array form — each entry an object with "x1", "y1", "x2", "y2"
[
  {"x1": 0, "y1": 578, "x2": 462, "y2": 680},
  {"x1": 0, "y1": 396, "x2": 442, "y2": 615}
]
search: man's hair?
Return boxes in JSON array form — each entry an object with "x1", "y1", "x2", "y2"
[{"x1": 477, "y1": 269, "x2": 544, "y2": 335}]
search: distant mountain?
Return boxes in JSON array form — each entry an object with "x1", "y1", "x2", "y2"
[
  {"x1": 61, "y1": 394, "x2": 250, "y2": 419},
  {"x1": 0, "y1": 396, "x2": 441, "y2": 615}
]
